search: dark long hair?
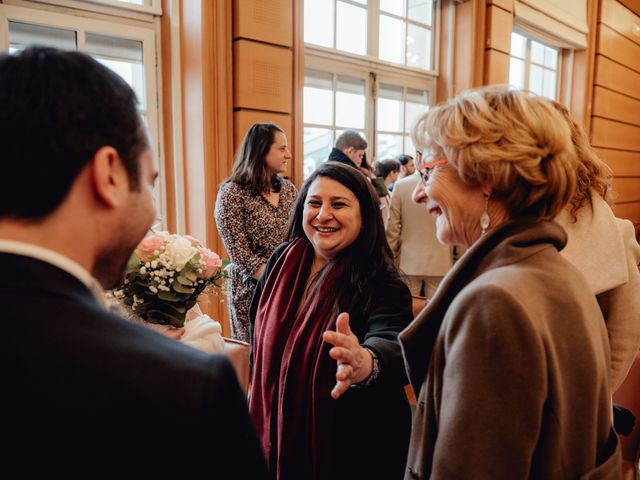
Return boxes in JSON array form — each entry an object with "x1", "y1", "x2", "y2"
[
  {"x1": 287, "y1": 162, "x2": 400, "y2": 314},
  {"x1": 228, "y1": 123, "x2": 285, "y2": 195}
]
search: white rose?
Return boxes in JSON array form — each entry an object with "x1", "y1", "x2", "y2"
[{"x1": 165, "y1": 237, "x2": 197, "y2": 271}]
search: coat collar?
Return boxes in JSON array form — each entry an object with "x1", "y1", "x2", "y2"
[{"x1": 399, "y1": 218, "x2": 567, "y2": 391}]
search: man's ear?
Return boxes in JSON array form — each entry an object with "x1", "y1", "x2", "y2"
[{"x1": 91, "y1": 146, "x2": 129, "y2": 208}]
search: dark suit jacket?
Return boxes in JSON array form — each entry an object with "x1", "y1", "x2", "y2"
[{"x1": 0, "y1": 252, "x2": 267, "y2": 478}]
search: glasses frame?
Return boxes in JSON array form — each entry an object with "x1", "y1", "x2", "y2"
[{"x1": 417, "y1": 157, "x2": 448, "y2": 184}]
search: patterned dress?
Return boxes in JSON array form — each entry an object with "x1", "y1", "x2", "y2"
[{"x1": 214, "y1": 180, "x2": 297, "y2": 342}]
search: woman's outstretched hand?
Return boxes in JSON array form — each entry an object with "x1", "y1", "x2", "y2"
[{"x1": 323, "y1": 312, "x2": 373, "y2": 399}]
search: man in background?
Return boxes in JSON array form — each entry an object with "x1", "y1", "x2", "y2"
[
  {"x1": 396, "y1": 153, "x2": 416, "y2": 179},
  {"x1": 0, "y1": 47, "x2": 266, "y2": 477},
  {"x1": 386, "y1": 155, "x2": 453, "y2": 299},
  {"x1": 327, "y1": 129, "x2": 367, "y2": 169}
]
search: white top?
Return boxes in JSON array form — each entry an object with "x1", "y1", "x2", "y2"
[{"x1": 0, "y1": 239, "x2": 106, "y2": 308}]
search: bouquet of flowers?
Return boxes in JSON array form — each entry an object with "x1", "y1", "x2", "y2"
[{"x1": 110, "y1": 231, "x2": 228, "y2": 328}]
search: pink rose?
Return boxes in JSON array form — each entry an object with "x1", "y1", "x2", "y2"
[
  {"x1": 135, "y1": 235, "x2": 165, "y2": 261},
  {"x1": 199, "y1": 248, "x2": 222, "y2": 279},
  {"x1": 184, "y1": 235, "x2": 201, "y2": 247}
]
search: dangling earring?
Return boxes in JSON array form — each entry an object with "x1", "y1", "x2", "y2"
[{"x1": 480, "y1": 192, "x2": 491, "y2": 235}]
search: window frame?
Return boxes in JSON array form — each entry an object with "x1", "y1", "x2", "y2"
[
  {"x1": 0, "y1": 2, "x2": 166, "y2": 225},
  {"x1": 509, "y1": 29, "x2": 562, "y2": 100}
]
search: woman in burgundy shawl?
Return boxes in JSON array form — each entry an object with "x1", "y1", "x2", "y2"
[{"x1": 249, "y1": 162, "x2": 413, "y2": 480}]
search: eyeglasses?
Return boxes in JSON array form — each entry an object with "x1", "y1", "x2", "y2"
[{"x1": 417, "y1": 158, "x2": 448, "y2": 185}]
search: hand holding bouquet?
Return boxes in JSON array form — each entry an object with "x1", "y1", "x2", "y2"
[{"x1": 111, "y1": 231, "x2": 228, "y2": 328}]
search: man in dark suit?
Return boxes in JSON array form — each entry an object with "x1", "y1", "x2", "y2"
[{"x1": 0, "y1": 47, "x2": 267, "y2": 477}]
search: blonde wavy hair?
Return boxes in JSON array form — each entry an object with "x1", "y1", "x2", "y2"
[
  {"x1": 549, "y1": 100, "x2": 613, "y2": 218},
  {"x1": 411, "y1": 85, "x2": 580, "y2": 221}
]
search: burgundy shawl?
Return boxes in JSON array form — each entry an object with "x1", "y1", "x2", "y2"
[{"x1": 249, "y1": 238, "x2": 340, "y2": 480}]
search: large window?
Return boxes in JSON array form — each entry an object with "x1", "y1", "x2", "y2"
[
  {"x1": 305, "y1": 0, "x2": 436, "y2": 72},
  {"x1": 509, "y1": 32, "x2": 559, "y2": 100},
  {"x1": 0, "y1": 3, "x2": 164, "y2": 222},
  {"x1": 303, "y1": 0, "x2": 436, "y2": 179}
]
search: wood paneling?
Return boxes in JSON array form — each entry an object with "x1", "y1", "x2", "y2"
[
  {"x1": 612, "y1": 177, "x2": 640, "y2": 202},
  {"x1": 487, "y1": 0, "x2": 513, "y2": 11},
  {"x1": 612, "y1": 201, "x2": 640, "y2": 226},
  {"x1": 601, "y1": 0, "x2": 640, "y2": 47},
  {"x1": 591, "y1": 117, "x2": 640, "y2": 151},
  {"x1": 598, "y1": 23, "x2": 640, "y2": 73},
  {"x1": 233, "y1": 0, "x2": 293, "y2": 47},
  {"x1": 617, "y1": 0, "x2": 640, "y2": 17},
  {"x1": 233, "y1": 110, "x2": 293, "y2": 178},
  {"x1": 484, "y1": 49, "x2": 510, "y2": 84},
  {"x1": 594, "y1": 147, "x2": 640, "y2": 176},
  {"x1": 592, "y1": 86, "x2": 640, "y2": 126},
  {"x1": 594, "y1": 55, "x2": 640, "y2": 101},
  {"x1": 453, "y1": 0, "x2": 486, "y2": 94},
  {"x1": 233, "y1": 39, "x2": 293, "y2": 113},
  {"x1": 485, "y1": 5, "x2": 512, "y2": 53}
]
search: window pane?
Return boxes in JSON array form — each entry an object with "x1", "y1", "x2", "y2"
[
  {"x1": 529, "y1": 64, "x2": 543, "y2": 96},
  {"x1": 336, "y1": 92, "x2": 365, "y2": 128},
  {"x1": 509, "y1": 57, "x2": 525, "y2": 89},
  {"x1": 86, "y1": 33, "x2": 145, "y2": 108},
  {"x1": 380, "y1": 0, "x2": 405, "y2": 16},
  {"x1": 510, "y1": 32, "x2": 526, "y2": 58},
  {"x1": 352, "y1": 0, "x2": 367, "y2": 3},
  {"x1": 379, "y1": 15, "x2": 404, "y2": 64},
  {"x1": 8, "y1": 21, "x2": 77, "y2": 52},
  {"x1": 304, "y1": 128, "x2": 333, "y2": 179},
  {"x1": 544, "y1": 46, "x2": 558, "y2": 69},
  {"x1": 304, "y1": 0, "x2": 334, "y2": 47},
  {"x1": 378, "y1": 99, "x2": 404, "y2": 132},
  {"x1": 304, "y1": 87, "x2": 333, "y2": 125},
  {"x1": 336, "y1": 2, "x2": 367, "y2": 55},
  {"x1": 408, "y1": 0, "x2": 432, "y2": 26},
  {"x1": 377, "y1": 133, "x2": 404, "y2": 159},
  {"x1": 407, "y1": 23, "x2": 430, "y2": 69},
  {"x1": 543, "y1": 69, "x2": 557, "y2": 99},
  {"x1": 406, "y1": 90, "x2": 428, "y2": 133},
  {"x1": 530, "y1": 40, "x2": 545, "y2": 65},
  {"x1": 404, "y1": 135, "x2": 416, "y2": 157},
  {"x1": 337, "y1": 75, "x2": 365, "y2": 95}
]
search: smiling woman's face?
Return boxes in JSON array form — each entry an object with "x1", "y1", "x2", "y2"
[
  {"x1": 419, "y1": 163, "x2": 486, "y2": 247},
  {"x1": 302, "y1": 176, "x2": 362, "y2": 263}
]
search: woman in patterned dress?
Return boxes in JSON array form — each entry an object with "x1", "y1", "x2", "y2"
[{"x1": 214, "y1": 123, "x2": 297, "y2": 342}]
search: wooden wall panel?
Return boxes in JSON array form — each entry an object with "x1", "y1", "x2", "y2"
[
  {"x1": 233, "y1": 39, "x2": 293, "y2": 113},
  {"x1": 598, "y1": 23, "x2": 640, "y2": 73},
  {"x1": 484, "y1": 49, "x2": 510, "y2": 84},
  {"x1": 594, "y1": 147, "x2": 640, "y2": 176},
  {"x1": 612, "y1": 177, "x2": 640, "y2": 203},
  {"x1": 487, "y1": 0, "x2": 513, "y2": 10},
  {"x1": 613, "y1": 202, "x2": 640, "y2": 226},
  {"x1": 485, "y1": 5, "x2": 512, "y2": 53},
  {"x1": 591, "y1": 0, "x2": 640, "y2": 235},
  {"x1": 591, "y1": 117, "x2": 640, "y2": 151},
  {"x1": 592, "y1": 85, "x2": 640, "y2": 126},
  {"x1": 601, "y1": 0, "x2": 640, "y2": 47},
  {"x1": 233, "y1": 110, "x2": 293, "y2": 178},
  {"x1": 594, "y1": 55, "x2": 640, "y2": 100},
  {"x1": 617, "y1": 0, "x2": 640, "y2": 17},
  {"x1": 233, "y1": 0, "x2": 293, "y2": 47}
]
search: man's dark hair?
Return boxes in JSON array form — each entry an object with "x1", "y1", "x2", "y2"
[
  {"x1": 373, "y1": 158, "x2": 401, "y2": 179},
  {"x1": 395, "y1": 154, "x2": 413, "y2": 167},
  {"x1": 335, "y1": 130, "x2": 367, "y2": 151},
  {"x1": 0, "y1": 46, "x2": 147, "y2": 219},
  {"x1": 228, "y1": 123, "x2": 285, "y2": 195},
  {"x1": 287, "y1": 161, "x2": 400, "y2": 314}
]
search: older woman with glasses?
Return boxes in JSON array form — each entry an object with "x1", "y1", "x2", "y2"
[{"x1": 400, "y1": 86, "x2": 620, "y2": 479}]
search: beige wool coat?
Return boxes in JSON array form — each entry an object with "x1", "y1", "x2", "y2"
[{"x1": 400, "y1": 219, "x2": 621, "y2": 479}]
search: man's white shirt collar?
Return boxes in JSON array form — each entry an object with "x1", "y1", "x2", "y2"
[{"x1": 0, "y1": 239, "x2": 106, "y2": 308}]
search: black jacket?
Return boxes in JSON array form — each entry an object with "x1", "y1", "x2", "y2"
[
  {"x1": 327, "y1": 147, "x2": 357, "y2": 168},
  {"x1": 0, "y1": 252, "x2": 268, "y2": 478}
]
